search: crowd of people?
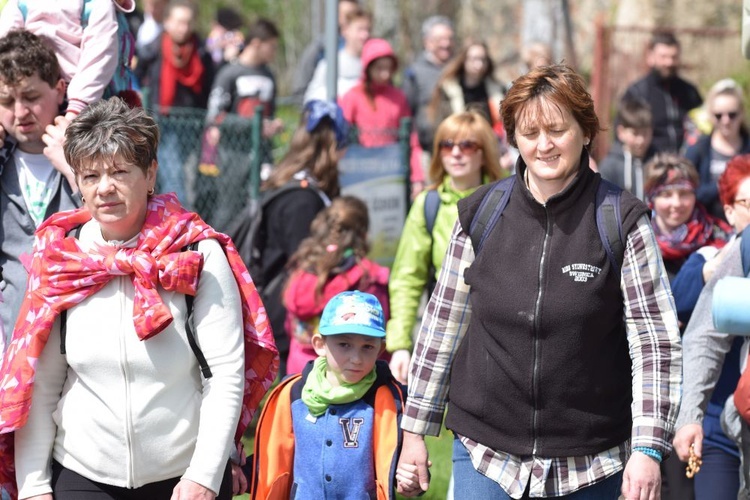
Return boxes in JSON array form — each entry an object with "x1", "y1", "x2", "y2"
[{"x1": 0, "y1": 0, "x2": 748, "y2": 499}]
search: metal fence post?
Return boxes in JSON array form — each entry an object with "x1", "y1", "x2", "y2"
[
  {"x1": 249, "y1": 105, "x2": 264, "y2": 200},
  {"x1": 399, "y1": 117, "x2": 412, "y2": 207}
]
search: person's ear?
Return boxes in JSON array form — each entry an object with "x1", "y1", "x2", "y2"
[
  {"x1": 378, "y1": 341, "x2": 386, "y2": 355},
  {"x1": 724, "y1": 204, "x2": 736, "y2": 227},
  {"x1": 147, "y1": 159, "x2": 158, "y2": 192},
  {"x1": 311, "y1": 334, "x2": 327, "y2": 357},
  {"x1": 55, "y1": 79, "x2": 66, "y2": 105}
]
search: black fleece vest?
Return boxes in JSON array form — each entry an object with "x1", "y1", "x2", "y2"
[{"x1": 447, "y1": 161, "x2": 649, "y2": 457}]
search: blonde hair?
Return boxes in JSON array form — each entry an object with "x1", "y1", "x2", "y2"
[{"x1": 428, "y1": 111, "x2": 502, "y2": 189}]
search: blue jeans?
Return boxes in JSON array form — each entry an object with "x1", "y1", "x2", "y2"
[
  {"x1": 452, "y1": 437, "x2": 623, "y2": 499},
  {"x1": 694, "y1": 440, "x2": 740, "y2": 500}
]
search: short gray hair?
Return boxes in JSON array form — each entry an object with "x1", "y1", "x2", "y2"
[
  {"x1": 64, "y1": 98, "x2": 159, "y2": 176},
  {"x1": 421, "y1": 15, "x2": 453, "y2": 39}
]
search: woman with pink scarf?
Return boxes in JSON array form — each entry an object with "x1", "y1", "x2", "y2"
[{"x1": 0, "y1": 98, "x2": 277, "y2": 500}]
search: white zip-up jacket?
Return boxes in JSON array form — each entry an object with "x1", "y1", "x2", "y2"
[{"x1": 15, "y1": 220, "x2": 245, "y2": 498}]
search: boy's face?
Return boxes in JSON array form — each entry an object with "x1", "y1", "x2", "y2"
[
  {"x1": 256, "y1": 38, "x2": 278, "y2": 65},
  {"x1": 342, "y1": 18, "x2": 371, "y2": 56},
  {"x1": 616, "y1": 125, "x2": 652, "y2": 159},
  {"x1": 313, "y1": 333, "x2": 384, "y2": 387},
  {"x1": 0, "y1": 75, "x2": 65, "y2": 154}
]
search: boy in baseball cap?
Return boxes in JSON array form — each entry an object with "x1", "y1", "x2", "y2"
[{"x1": 250, "y1": 291, "x2": 419, "y2": 498}]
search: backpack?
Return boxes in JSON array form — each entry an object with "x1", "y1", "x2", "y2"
[
  {"x1": 18, "y1": 0, "x2": 136, "y2": 98},
  {"x1": 422, "y1": 189, "x2": 441, "y2": 297},
  {"x1": 249, "y1": 360, "x2": 405, "y2": 498},
  {"x1": 468, "y1": 176, "x2": 626, "y2": 274},
  {"x1": 226, "y1": 177, "x2": 327, "y2": 289}
]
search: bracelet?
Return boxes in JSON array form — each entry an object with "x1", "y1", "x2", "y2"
[{"x1": 633, "y1": 446, "x2": 663, "y2": 463}]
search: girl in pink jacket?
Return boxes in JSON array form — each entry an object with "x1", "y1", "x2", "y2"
[
  {"x1": 283, "y1": 196, "x2": 390, "y2": 375},
  {"x1": 340, "y1": 38, "x2": 425, "y2": 192}
]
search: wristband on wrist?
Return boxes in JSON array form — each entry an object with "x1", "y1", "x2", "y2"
[{"x1": 633, "y1": 446, "x2": 662, "y2": 463}]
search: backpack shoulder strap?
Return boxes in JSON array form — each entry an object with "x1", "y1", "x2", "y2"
[
  {"x1": 80, "y1": 0, "x2": 92, "y2": 28},
  {"x1": 372, "y1": 379, "x2": 405, "y2": 494},
  {"x1": 469, "y1": 176, "x2": 516, "y2": 254},
  {"x1": 423, "y1": 189, "x2": 440, "y2": 236},
  {"x1": 250, "y1": 373, "x2": 302, "y2": 499},
  {"x1": 17, "y1": 0, "x2": 28, "y2": 21},
  {"x1": 595, "y1": 179, "x2": 625, "y2": 275},
  {"x1": 741, "y1": 230, "x2": 750, "y2": 277},
  {"x1": 184, "y1": 241, "x2": 212, "y2": 378}
]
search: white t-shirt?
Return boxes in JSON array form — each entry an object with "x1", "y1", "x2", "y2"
[{"x1": 15, "y1": 150, "x2": 56, "y2": 227}]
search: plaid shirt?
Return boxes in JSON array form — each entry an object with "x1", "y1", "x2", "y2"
[{"x1": 402, "y1": 215, "x2": 682, "y2": 498}]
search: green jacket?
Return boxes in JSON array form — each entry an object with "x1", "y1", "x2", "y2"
[{"x1": 385, "y1": 176, "x2": 482, "y2": 353}]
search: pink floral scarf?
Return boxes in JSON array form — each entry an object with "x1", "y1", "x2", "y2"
[{"x1": 0, "y1": 193, "x2": 278, "y2": 499}]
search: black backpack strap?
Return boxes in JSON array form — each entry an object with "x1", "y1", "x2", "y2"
[
  {"x1": 60, "y1": 224, "x2": 83, "y2": 355},
  {"x1": 469, "y1": 176, "x2": 516, "y2": 254},
  {"x1": 423, "y1": 189, "x2": 440, "y2": 236},
  {"x1": 595, "y1": 179, "x2": 625, "y2": 275},
  {"x1": 184, "y1": 241, "x2": 212, "y2": 378},
  {"x1": 741, "y1": 229, "x2": 750, "y2": 277}
]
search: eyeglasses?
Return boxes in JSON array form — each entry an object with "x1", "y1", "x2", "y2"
[
  {"x1": 714, "y1": 111, "x2": 739, "y2": 121},
  {"x1": 438, "y1": 139, "x2": 482, "y2": 154},
  {"x1": 735, "y1": 199, "x2": 750, "y2": 209}
]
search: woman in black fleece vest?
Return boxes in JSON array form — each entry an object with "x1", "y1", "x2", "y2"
[{"x1": 395, "y1": 65, "x2": 682, "y2": 500}]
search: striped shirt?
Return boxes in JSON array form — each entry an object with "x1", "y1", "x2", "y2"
[{"x1": 402, "y1": 215, "x2": 682, "y2": 498}]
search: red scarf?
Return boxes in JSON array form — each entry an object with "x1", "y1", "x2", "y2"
[
  {"x1": 0, "y1": 194, "x2": 278, "y2": 499},
  {"x1": 653, "y1": 204, "x2": 733, "y2": 261},
  {"x1": 159, "y1": 34, "x2": 205, "y2": 110}
]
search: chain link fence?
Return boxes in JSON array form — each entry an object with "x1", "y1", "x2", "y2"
[{"x1": 147, "y1": 106, "x2": 413, "y2": 236}]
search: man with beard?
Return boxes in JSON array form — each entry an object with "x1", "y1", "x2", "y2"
[{"x1": 622, "y1": 32, "x2": 702, "y2": 154}]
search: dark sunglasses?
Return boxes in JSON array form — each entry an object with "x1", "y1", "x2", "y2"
[
  {"x1": 714, "y1": 111, "x2": 739, "y2": 121},
  {"x1": 438, "y1": 139, "x2": 481, "y2": 154}
]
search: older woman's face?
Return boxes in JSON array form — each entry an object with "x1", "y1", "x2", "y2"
[
  {"x1": 725, "y1": 177, "x2": 750, "y2": 233},
  {"x1": 652, "y1": 185, "x2": 696, "y2": 233},
  {"x1": 515, "y1": 97, "x2": 587, "y2": 188},
  {"x1": 77, "y1": 157, "x2": 157, "y2": 242}
]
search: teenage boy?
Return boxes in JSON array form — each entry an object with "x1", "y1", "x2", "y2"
[
  {"x1": 302, "y1": 7, "x2": 372, "y2": 103},
  {"x1": 600, "y1": 96, "x2": 656, "y2": 201},
  {"x1": 250, "y1": 291, "x2": 415, "y2": 498},
  {"x1": 201, "y1": 18, "x2": 282, "y2": 231},
  {"x1": 0, "y1": 30, "x2": 81, "y2": 350}
]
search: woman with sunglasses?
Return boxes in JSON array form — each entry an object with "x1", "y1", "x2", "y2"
[
  {"x1": 686, "y1": 79, "x2": 750, "y2": 219},
  {"x1": 396, "y1": 65, "x2": 682, "y2": 499},
  {"x1": 385, "y1": 111, "x2": 503, "y2": 386}
]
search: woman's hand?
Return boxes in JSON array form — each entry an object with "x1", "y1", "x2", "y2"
[
  {"x1": 389, "y1": 349, "x2": 411, "y2": 385},
  {"x1": 673, "y1": 423, "x2": 703, "y2": 461},
  {"x1": 621, "y1": 451, "x2": 661, "y2": 500},
  {"x1": 231, "y1": 460, "x2": 248, "y2": 495},
  {"x1": 170, "y1": 479, "x2": 216, "y2": 500},
  {"x1": 396, "y1": 431, "x2": 431, "y2": 496}
]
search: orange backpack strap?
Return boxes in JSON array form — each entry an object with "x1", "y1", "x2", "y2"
[
  {"x1": 372, "y1": 380, "x2": 405, "y2": 500},
  {"x1": 250, "y1": 374, "x2": 301, "y2": 499}
]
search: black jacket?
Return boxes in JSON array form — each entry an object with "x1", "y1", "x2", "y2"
[{"x1": 623, "y1": 70, "x2": 702, "y2": 154}]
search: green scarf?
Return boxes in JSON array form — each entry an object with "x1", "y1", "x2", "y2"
[{"x1": 301, "y1": 357, "x2": 377, "y2": 416}]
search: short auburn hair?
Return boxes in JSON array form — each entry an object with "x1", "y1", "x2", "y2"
[
  {"x1": 500, "y1": 64, "x2": 600, "y2": 149},
  {"x1": 719, "y1": 154, "x2": 750, "y2": 206}
]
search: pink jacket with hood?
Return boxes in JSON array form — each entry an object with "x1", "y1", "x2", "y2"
[{"x1": 339, "y1": 38, "x2": 424, "y2": 183}]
